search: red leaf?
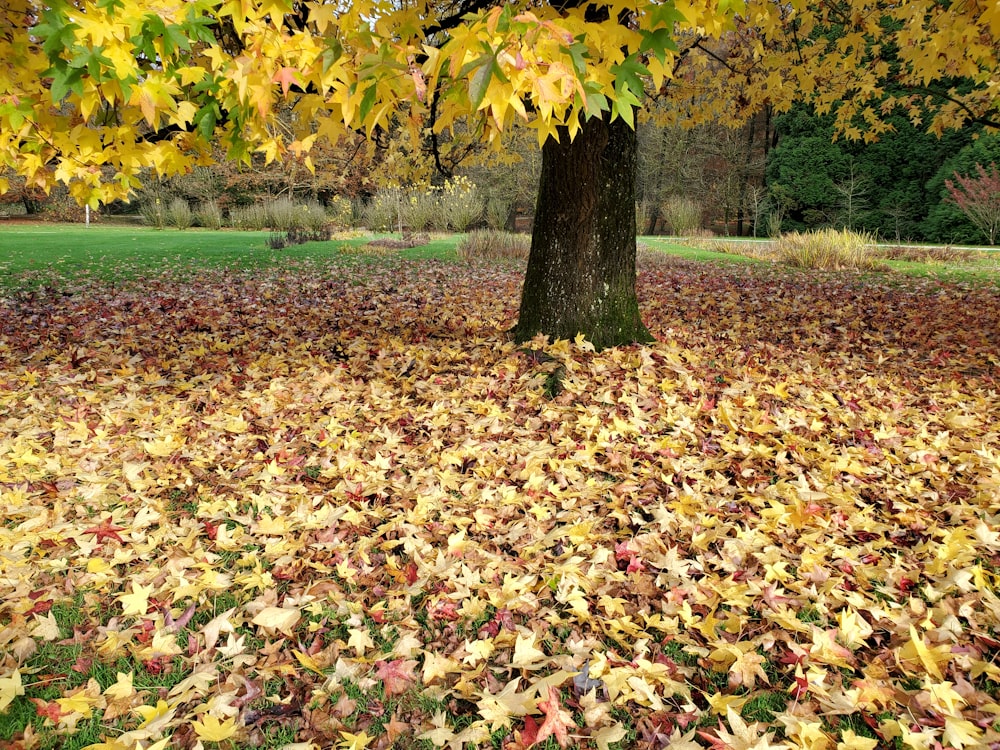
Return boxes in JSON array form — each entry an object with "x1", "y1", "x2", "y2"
[
  {"x1": 83, "y1": 518, "x2": 125, "y2": 545},
  {"x1": 31, "y1": 699, "x2": 63, "y2": 723},
  {"x1": 534, "y1": 687, "x2": 573, "y2": 748},
  {"x1": 374, "y1": 659, "x2": 418, "y2": 697}
]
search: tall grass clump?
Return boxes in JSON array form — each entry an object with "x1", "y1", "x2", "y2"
[
  {"x1": 139, "y1": 198, "x2": 167, "y2": 229},
  {"x1": 362, "y1": 188, "x2": 402, "y2": 232},
  {"x1": 166, "y1": 198, "x2": 193, "y2": 229},
  {"x1": 195, "y1": 201, "x2": 223, "y2": 229},
  {"x1": 327, "y1": 196, "x2": 354, "y2": 227},
  {"x1": 440, "y1": 177, "x2": 485, "y2": 231},
  {"x1": 661, "y1": 196, "x2": 702, "y2": 236},
  {"x1": 456, "y1": 229, "x2": 531, "y2": 261},
  {"x1": 775, "y1": 228, "x2": 884, "y2": 270},
  {"x1": 485, "y1": 198, "x2": 511, "y2": 230},
  {"x1": 400, "y1": 190, "x2": 438, "y2": 232},
  {"x1": 228, "y1": 204, "x2": 269, "y2": 230},
  {"x1": 266, "y1": 196, "x2": 299, "y2": 231}
]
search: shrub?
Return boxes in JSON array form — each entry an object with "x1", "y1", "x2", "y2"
[
  {"x1": 297, "y1": 200, "x2": 329, "y2": 231},
  {"x1": 774, "y1": 228, "x2": 883, "y2": 270},
  {"x1": 228, "y1": 204, "x2": 268, "y2": 230},
  {"x1": 362, "y1": 188, "x2": 402, "y2": 232},
  {"x1": 140, "y1": 198, "x2": 167, "y2": 229},
  {"x1": 486, "y1": 198, "x2": 511, "y2": 230},
  {"x1": 876, "y1": 244, "x2": 980, "y2": 263},
  {"x1": 195, "y1": 201, "x2": 223, "y2": 229},
  {"x1": 266, "y1": 196, "x2": 298, "y2": 231},
  {"x1": 661, "y1": 196, "x2": 702, "y2": 236},
  {"x1": 944, "y1": 162, "x2": 1000, "y2": 245},
  {"x1": 440, "y1": 177, "x2": 485, "y2": 231},
  {"x1": 456, "y1": 229, "x2": 531, "y2": 261},
  {"x1": 400, "y1": 190, "x2": 438, "y2": 231},
  {"x1": 166, "y1": 198, "x2": 193, "y2": 229},
  {"x1": 327, "y1": 195, "x2": 354, "y2": 227}
]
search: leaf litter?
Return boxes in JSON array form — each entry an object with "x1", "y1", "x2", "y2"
[{"x1": 0, "y1": 255, "x2": 999, "y2": 749}]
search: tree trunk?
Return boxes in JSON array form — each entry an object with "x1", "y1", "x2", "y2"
[{"x1": 512, "y1": 113, "x2": 653, "y2": 351}]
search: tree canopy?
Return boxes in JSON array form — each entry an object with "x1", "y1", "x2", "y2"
[{"x1": 2, "y1": 0, "x2": 999, "y2": 207}]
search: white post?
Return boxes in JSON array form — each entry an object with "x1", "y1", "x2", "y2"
[{"x1": 85, "y1": 204, "x2": 90, "y2": 227}]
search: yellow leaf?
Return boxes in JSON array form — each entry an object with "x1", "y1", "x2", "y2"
[
  {"x1": 191, "y1": 713, "x2": 238, "y2": 743},
  {"x1": 338, "y1": 730, "x2": 372, "y2": 750},
  {"x1": 251, "y1": 606, "x2": 301, "y2": 634},
  {"x1": 510, "y1": 632, "x2": 547, "y2": 669},
  {"x1": 118, "y1": 582, "x2": 154, "y2": 617},
  {"x1": 837, "y1": 729, "x2": 879, "y2": 750},
  {"x1": 0, "y1": 670, "x2": 24, "y2": 711},
  {"x1": 293, "y1": 649, "x2": 326, "y2": 675}
]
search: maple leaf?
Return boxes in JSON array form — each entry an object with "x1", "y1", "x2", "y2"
[
  {"x1": 191, "y1": 713, "x2": 238, "y2": 742},
  {"x1": 118, "y1": 582, "x2": 155, "y2": 617},
  {"x1": 338, "y1": 730, "x2": 372, "y2": 750},
  {"x1": 83, "y1": 518, "x2": 125, "y2": 544},
  {"x1": 534, "y1": 686, "x2": 574, "y2": 748},
  {"x1": 0, "y1": 670, "x2": 24, "y2": 711},
  {"x1": 699, "y1": 708, "x2": 788, "y2": 750},
  {"x1": 375, "y1": 658, "x2": 418, "y2": 696}
]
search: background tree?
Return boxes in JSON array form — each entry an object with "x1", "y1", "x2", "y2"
[
  {"x1": 923, "y1": 135, "x2": 1000, "y2": 244},
  {"x1": 944, "y1": 163, "x2": 1000, "y2": 246},
  {"x1": 2, "y1": 0, "x2": 999, "y2": 347}
]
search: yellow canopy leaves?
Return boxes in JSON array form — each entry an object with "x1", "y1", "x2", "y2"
[{"x1": 1, "y1": 0, "x2": 997, "y2": 203}]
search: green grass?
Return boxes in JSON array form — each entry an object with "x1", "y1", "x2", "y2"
[
  {"x1": 0, "y1": 225, "x2": 457, "y2": 289},
  {"x1": 881, "y1": 255, "x2": 1000, "y2": 283},
  {"x1": 640, "y1": 237, "x2": 765, "y2": 264},
  {"x1": 2, "y1": 224, "x2": 995, "y2": 292}
]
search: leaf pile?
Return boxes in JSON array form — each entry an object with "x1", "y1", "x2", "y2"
[{"x1": 1, "y1": 256, "x2": 999, "y2": 750}]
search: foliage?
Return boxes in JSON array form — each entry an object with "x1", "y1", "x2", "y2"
[
  {"x1": 764, "y1": 107, "x2": 979, "y2": 240},
  {"x1": 945, "y1": 162, "x2": 1000, "y2": 245},
  {"x1": 660, "y1": 195, "x2": 703, "y2": 236},
  {"x1": 456, "y1": 229, "x2": 531, "y2": 261},
  {"x1": 1, "y1": 0, "x2": 998, "y2": 207},
  {"x1": 1, "y1": 253, "x2": 1000, "y2": 749},
  {"x1": 326, "y1": 196, "x2": 355, "y2": 228},
  {"x1": 399, "y1": 190, "x2": 439, "y2": 232}
]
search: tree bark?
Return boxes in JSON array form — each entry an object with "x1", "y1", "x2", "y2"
[{"x1": 512, "y1": 112, "x2": 653, "y2": 350}]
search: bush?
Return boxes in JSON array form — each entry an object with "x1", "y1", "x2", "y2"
[
  {"x1": 400, "y1": 190, "x2": 438, "y2": 232},
  {"x1": 486, "y1": 198, "x2": 511, "y2": 230},
  {"x1": 327, "y1": 196, "x2": 354, "y2": 227},
  {"x1": 876, "y1": 244, "x2": 980, "y2": 263},
  {"x1": 266, "y1": 196, "x2": 299, "y2": 231},
  {"x1": 268, "y1": 227, "x2": 333, "y2": 249},
  {"x1": 362, "y1": 189, "x2": 401, "y2": 231},
  {"x1": 195, "y1": 201, "x2": 223, "y2": 230},
  {"x1": 456, "y1": 229, "x2": 531, "y2": 261},
  {"x1": 774, "y1": 228, "x2": 883, "y2": 270},
  {"x1": 440, "y1": 177, "x2": 485, "y2": 231},
  {"x1": 166, "y1": 198, "x2": 193, "y2": 229},
  {"x1": 228, "y1": 204, "x2": 268, "y2": 230},
  {"x1": 661, "y1": 196, "x2": 702, "y2": 236},
  {"x1": 140, "y1": 199, "x2": 167, "y2": 229}
]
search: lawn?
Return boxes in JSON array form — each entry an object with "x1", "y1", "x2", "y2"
[{"x1": 1, "y1": 226, "x2": 999, "y2": 750}]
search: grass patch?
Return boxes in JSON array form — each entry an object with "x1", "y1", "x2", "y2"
[{"x1": 0, "y1": 226, "x2": 458, "y2": 290}]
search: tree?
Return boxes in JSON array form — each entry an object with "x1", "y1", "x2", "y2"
[
  {"x1": 924, "y1": 135, "x2": 1000, "y2": 244},
  {"x1": 945, "y1": 163, "x2": 1000, "y2": 246},
  {"x1": 2, "y1": 0, "x2": 1000, "y2": 347}
]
